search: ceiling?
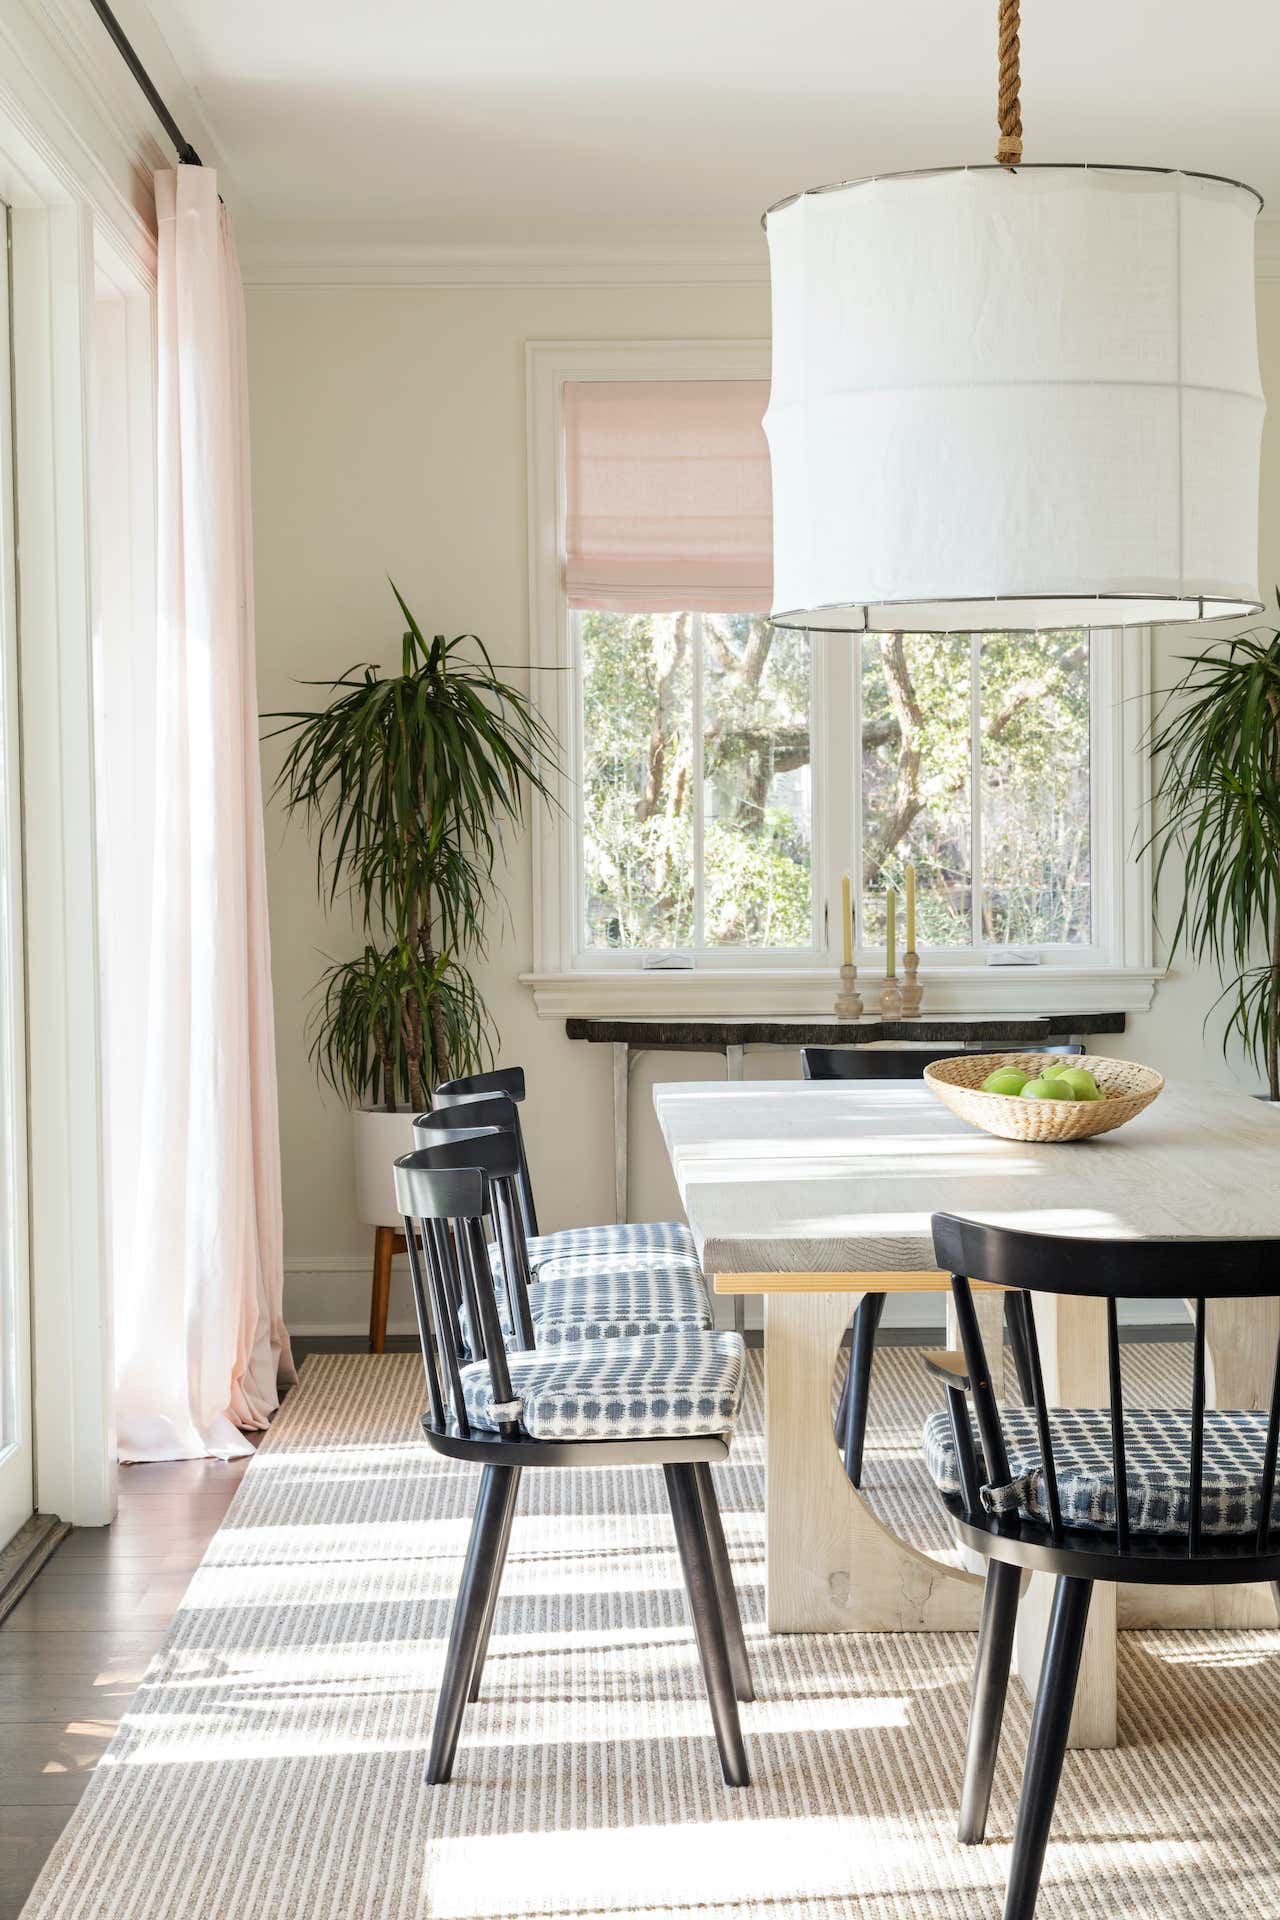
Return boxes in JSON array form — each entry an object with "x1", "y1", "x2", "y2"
[{"x1": 141, "y1": 0, "x2": 1280, "y2": 281}]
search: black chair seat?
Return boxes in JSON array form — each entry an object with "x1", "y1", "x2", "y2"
[{"x1": 925, "y1": 1403, "x2": 1280, "y2": 1538}]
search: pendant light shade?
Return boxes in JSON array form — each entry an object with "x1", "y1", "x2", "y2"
[{"x1": 763, "y1": 166, "x2": 1265, "y2": 632}]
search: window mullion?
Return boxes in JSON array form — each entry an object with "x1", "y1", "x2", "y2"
[
  {"x1": 691, "y1": 611, "x2": 705, "y2": 952},
  {"x1": 851, "y1": 630, "x2": 864, "y2": 956},
  {"x1": 969, "y1": 632, "x2": 984, "y2": 949}
]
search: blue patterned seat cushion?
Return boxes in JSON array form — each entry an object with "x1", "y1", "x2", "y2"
[
  {"x1": 490, "y1": 1220, "x2": 700, "y2": 1285},
  {"x1": 529, "y1": 1268, "x2": 712, "y2": 1345},
  {"x1": 924, "y1": 1405, "x2": 1280, "y2": 1538},
  {"x1": 461, "y1": 1330, "x2": 745, "y2": 1441}
]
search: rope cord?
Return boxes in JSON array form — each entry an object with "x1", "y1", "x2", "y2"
[{"x1": 996, "y1": 0, "x2": 1022, "y2": 167}]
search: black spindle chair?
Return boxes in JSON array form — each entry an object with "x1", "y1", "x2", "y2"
[
  {"x1": 433, "y1": 1068, "x2": 542, "y2": 1234},
  {"x1": 394, "y1": 1144, "x2": 753, "y2": 1789},
  {"x1": 925, "y1": 1210, "x2": 1280, "y2": 1920},
  {"x1": 433, "y1": 1065, "x2": 700, "y2": 1284},
  {"x1": 800, "y1": 1043, "x2": 1082, "y2": 1486},
  {"x1": 414, "y1": 1100, "x2": 714, "y2": 1347}
]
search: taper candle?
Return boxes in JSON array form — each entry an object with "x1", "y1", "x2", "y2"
[
  {"x1": 905, "y1": 862, "x2": 916, "y2": 950},
  {"x1": 886, "y1": 886, "x2": 896, "y2": 976},
  {"x1": 841, "y1": 872, "x2": 853, "y2": 966}
]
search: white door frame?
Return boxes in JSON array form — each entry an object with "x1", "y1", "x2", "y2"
[
  {"x1": 9, "y1": 196, "x2": 115, "y2": 1526},
  {"x1": 0, "y1": 22, "x2": 166, "y2": 1526},
  {"x1": 0, "y1": 203, "x2": 33, "y2": 1547}
]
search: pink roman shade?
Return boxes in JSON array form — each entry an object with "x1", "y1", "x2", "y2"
[{"x1": 564, "y1": 378, "x2": 772, "y2": 613}]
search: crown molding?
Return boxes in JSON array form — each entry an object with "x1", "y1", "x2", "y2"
[
  {"x1": 242, "y1": 219, "x2": 1280, "y2": 293},
  {"x1": 241, "y1": 253, "x2": 771, "y2": 291},
  {"x1": 238, "y1": 221, "x2": 771, "y2": 291}
]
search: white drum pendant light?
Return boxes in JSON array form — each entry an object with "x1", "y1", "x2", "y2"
[{"x1": 762, "y1": 1, "x2": 1265, "y2": 632}]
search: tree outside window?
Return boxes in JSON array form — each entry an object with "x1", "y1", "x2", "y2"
[{"x1": 579, "y1": 615, "x2": 1090, "y2": 957}]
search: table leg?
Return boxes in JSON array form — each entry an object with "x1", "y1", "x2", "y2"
[
  {"x1": 612, "y1": 1042, "x2": 629, "y2": 1225},
  {"x1": 1013, "y1": 1294, "x2": 1117, "y2": 1750},
  {"x1": 763, "y1": 1290, "x2": 982, "y2": 1632}
]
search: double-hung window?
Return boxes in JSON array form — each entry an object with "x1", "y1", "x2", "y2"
[{"x1": 526, "y1": 342, "x2": 1156, "y2": 1015}]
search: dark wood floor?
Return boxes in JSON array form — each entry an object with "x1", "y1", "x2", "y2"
[
  {"x1": 0, "y1": 1453, "x2": 253, "y2": 1919},
  {"x1": 0, "y1": 1334, "x2": 428, "y2": 1918}
]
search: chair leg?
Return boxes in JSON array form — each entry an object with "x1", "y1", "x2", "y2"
[
  {"x1": 467, "y1": 1466, "x2": 522, "y2": 1704},
  {"x1": 843, "y1": 1292, "x2": 886, "y2": 1487},
  {"x1": 958, "y1": 1559, "x2": 1021, "y2": 1843},
  {"x1": 425, "y1": 1465, "x2": 521, "y2": 1784},
  {"x1": 1004, "y1": 1293, "x2": 1036, "y2": 1404},
  {"x1": 663, "y1": 1463, "x2": 750, "y2": 1788},
  {"x1": 693, "y1": 1462, "x2": 754, "y2": 1702},
  {"x1": 1272, "y1": 1580, "x2": 1280, "y2": 1619},
  {"x1": 834, "y1": 1362, "x2": 851, "y2": 1448},
  {"x1": 369, "y1": 1225, "x2": 396, "y2": 1354},
  {"x1": 1002, "y1": 1576, "x2": 1093, "y2": 1920}
]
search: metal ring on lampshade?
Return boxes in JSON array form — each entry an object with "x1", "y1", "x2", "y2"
[{"x1": 761, "y1": 163, "x2": 1266, "y2": 634}]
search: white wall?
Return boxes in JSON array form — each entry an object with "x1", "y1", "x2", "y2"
[{"x1": 246, "y1": 279, "x2": 1280, "y2": 1335}]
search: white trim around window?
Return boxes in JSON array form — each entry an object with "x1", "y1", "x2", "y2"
[{"x1": 523, "y1": 339, "x2": 1162, "y2": 1020}]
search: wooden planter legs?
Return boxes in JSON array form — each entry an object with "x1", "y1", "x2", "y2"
[{"x1": 369, "y1": 1226, "x2": 406, "y2": 1353}]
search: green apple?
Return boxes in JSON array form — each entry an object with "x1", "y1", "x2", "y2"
[
  {"x1": 1055, "y1": 1067, "x2": 1104, "y2": 1102},
  {"x1": 1038, "y1": 1059, "x2": 1073, "y2": 1079},
  {"x1": 1019, "y1": 1077, "x2": 1074, "y2": 1100},
  {"x1": 980, "y1": 1068, "x2": 1031, "y2": 1095}
]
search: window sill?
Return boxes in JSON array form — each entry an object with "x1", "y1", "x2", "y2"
[{"x1": 521, "y1": 965, "x2": 1164, "y2": 1021}]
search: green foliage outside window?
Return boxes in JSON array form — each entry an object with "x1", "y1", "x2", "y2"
[{"x1": 580, "y1": 611, "x2": 1091, "y2": 955}]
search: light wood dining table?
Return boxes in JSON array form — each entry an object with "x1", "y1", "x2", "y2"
[{"x1": 654, "y1": 1074, "x2": 1280, "y2": 1750}]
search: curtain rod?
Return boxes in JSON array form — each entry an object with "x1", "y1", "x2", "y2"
[{"x1": 88, "y1": 0, "x2": 203, "y2": 167}]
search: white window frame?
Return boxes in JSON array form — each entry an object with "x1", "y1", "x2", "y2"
[
  {"x1": 524, "y1": 339, "x2": 1161, "y2": 1019},
  {"x1": 571, "y1": 607, "x2": 826, "y2": 965}
]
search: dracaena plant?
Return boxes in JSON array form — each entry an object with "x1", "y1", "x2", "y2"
[
  {"x1": 267, "y1": 584, "x2": 557, "y2": 1111},
  {"x1": 1145, "y1": 604, "x2": 1280, "y2": 1100}
]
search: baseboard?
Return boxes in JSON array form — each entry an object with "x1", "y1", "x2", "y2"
[{"x1": 0, "y1": 1513, "x2": 71, "y2": 1622}]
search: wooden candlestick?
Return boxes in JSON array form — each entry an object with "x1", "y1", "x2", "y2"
[
  {"x1": 900, "y1": 950, "x2": 922, "y2": 1018},
  {"x1": 878, "y1": 974, "x2": 904, "y2": 1017},
  {"x1": 835, "y1": 962, "x2": 863, "y2": 1019}
]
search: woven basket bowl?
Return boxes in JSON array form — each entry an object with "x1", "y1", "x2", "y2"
[{"x1": 923, "y1": 1053, "x2": 1165, "y2": 1143}]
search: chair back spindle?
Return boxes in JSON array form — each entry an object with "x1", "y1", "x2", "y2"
[
  {"x1": 1188, "y1": 1296, "x2": 1207, "y2": 1557},
  {"x1": 461, "y1": 1213, "x2": 520, "y2": 1434},
  {"x1": 943, "y1": 1382, "x2": 983, "y2": 1516},
  {"x1": 1013, "y1": 1291, "x2": 1063, "y2": 1543},
  {"x1": 394, "y1": 1160, "x2": 489, "y2": 1434},
  {"x1": 1256, "y1": 1327, "x2": 1280, "y2": 1552},
  {"x1": 1105, "y1": 1297, "x2": 1131, "y2": 1553},
  {"x1": 403, "y1": 1227, "x2": 446, "y2": 1429},
  {"x1": 490, "y1": 1175, "x2": 537, "y2": 1350},
  {"x1": 426, "y1": 1220, "x2": 472, "y2": 1429},
  {"x1": 948, "y1": 1276, "x2": 1013, "y2": 1490}
]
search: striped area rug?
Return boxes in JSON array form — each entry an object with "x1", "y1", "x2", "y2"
[{"x1": 21, "y1": 1345, "x2": 1280, "y2": 1919}]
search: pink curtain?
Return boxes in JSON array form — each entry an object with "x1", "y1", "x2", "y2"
[
  {"x1": 564, "y1": 379, "x2": 772, "y2": 612},
  {"x1": 113, "y1": 167, "x2": 294, "y2": 1461}
]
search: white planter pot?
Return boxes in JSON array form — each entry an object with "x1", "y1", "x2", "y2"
[{"x1": 353, "y1": 1105, "x2": 421, "y2": 1229}]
